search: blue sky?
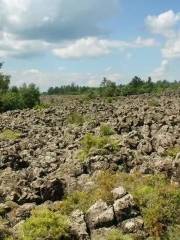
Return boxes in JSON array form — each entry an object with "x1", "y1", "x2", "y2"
[{"x1": 0, "y1": 0, "x2": 180, "y2": 90}]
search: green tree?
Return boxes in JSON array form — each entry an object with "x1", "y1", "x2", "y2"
[{"x1": 0, "y1": 63, "x2": 10, "y2": 93}]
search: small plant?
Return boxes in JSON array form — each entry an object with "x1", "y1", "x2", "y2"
[
  {"x1": 0, "y1": 129, "x2": 21, "y2": 141},
  {"x1": 67, "y1": 112, "x2": 85, "y2": 126},
  {"x1": 165, "y1": 225, "x2": 180, "y2": 240},
  {"x1": 148, "y1": 98, "x2": 160, "y2": 107},
  {"x1": 165, "y1": 146, "x2": 180, "y2": 158},
  {"x1": 100, "y1": 123, "x2": 114, "y2": 136},
  {"x1": 33, "y1": 103, "x2": 50, "y2": 110},
  {"x1": 106, "y1": 229, "x2": 133, "y2": 240},
  {"x1": 77, "y1": 133, "x2": 119, "y2": 161},
  {"x1": 19, "y1": 207, "x2": 71, "y2": 240}
]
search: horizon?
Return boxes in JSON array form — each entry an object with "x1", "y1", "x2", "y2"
[{"x1": 1, "y1": 0, "x2": 180, "y2": 91}]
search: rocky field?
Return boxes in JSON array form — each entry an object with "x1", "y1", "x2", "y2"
[{"x1": 0, "y1": 94, "x2": 180, "y2": 239}]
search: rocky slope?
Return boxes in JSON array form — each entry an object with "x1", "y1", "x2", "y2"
[{"x1": 0, "y1": 94, "x2": 180, "y2": 239}]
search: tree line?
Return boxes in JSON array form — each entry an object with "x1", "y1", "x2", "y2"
[
  {"x1": 0, "y1": 62, "x2": 180, "y2": 112},
  {"x1": 46, "y1": 76, "x2": 180, "y2": 97}
]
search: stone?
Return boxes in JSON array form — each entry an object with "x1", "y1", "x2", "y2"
[
  {"x1": 71, "y1": 210, "x2": 90, "y2": 240},
  {"x1": 111, "y1": 187, "x2": 127, "y2": 200},
  {"x1": 121, "y1": 217, "x2": 144, "y2": 233},
  {"x1": 86, "y1": 200, "x2": 115, "y2": 230}
]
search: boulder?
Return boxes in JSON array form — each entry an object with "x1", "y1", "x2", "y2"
[{"x1": 86, "y1": 200, "x2": 114, "y2": 230}]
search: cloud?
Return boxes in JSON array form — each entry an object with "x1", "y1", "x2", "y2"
[
  {"x1": 53, "y1": 36, "x2": 157, "y2": 59},
  {"x1": 162, "y1": 36, "x2": 180, "y2": 59},
  {"x1": 0, "y1": 0, "x2": 119, "y2": 42},
  {"x1": 146, "y1": 10, "x2": 180, "y2": 37},
  {"x1": 151, "y1": 60, "x2": 169, "y2": 80},
  {"x1": 0, "y1": 31, "x2": 50, "y2": 58}
]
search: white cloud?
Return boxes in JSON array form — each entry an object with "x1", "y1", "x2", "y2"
[
  {"x1": 53, "y1": 37, "x2": 157, "y2": 59},
  {"x1": 0, "y1": 0, "x2": 119, "y2": 41},
  {"x1": 146, "y1": 10, "x2": 180, "y2": 37},
  {"x1": 162, "y1": 36, "x2": 180, "y2": 59},
  {"x1": 0, "y1": 31, "x2": 50, "y2": 58},
  {"x1": 151, "y1": 60, "x2": 169, "y2": 80}
]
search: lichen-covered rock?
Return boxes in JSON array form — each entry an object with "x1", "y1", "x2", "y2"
[
  {"x1": 86, "y1": 200, "x2": 114, "y2": 230},
  {"x1": 71, "y1": 210, "x2": 90, "y2": 240}
]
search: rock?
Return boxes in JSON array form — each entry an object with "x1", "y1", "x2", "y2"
[
  {"x1": 121, "y1": 217, "x2": 144, "y2": 233},
  {"x1": 113, "y1": 194, "x2": 138, "y2": 222},
  {"x1": 111, "y1": 187, "x2": 127, "y2": 200},
  {"x1": 71, "y1": 210, "x2": 90, "y2": 240},
  {"x1": 86, "y1": 200, "x2": 115, "y2": 230}
]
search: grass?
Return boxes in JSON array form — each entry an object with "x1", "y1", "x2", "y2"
[
  {"x1": 19, "y1": 207, "x2": 71, "y2": 240},
  {"x1": 33, "y1": 103, "x2": 50, "y2": 110},
  {"x1": 165, "y1": 146, "x2": 180, "y2": 158},
  {"x1": 0, "y1": 129, "x2": 21, "y2": 141},
  {"x1": 77, "y1": 133, "x2": 120, "y2": 162},
  {"x1": 106, "y1": 229, "x2": 133, "y2": 240},
  {"x1": 56, "y1": 171, "x2": 180, "y2": 239},
  {"x1": 67, "y1": 112, "x2": 85, "y2": 126},
  {"x1": 100, "y1": 123, "x2": 115, "y2": 136},
  {"x1": 148, "y1": 98, "x2": 160, "y2": 107}
]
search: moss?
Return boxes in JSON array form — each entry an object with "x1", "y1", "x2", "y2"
[
  {"x1": 19, "y1": 207, "x2": 71, "y2": 240},
  {"x1": 0, "y1": 129, "x2": 21, "y2": 141}
]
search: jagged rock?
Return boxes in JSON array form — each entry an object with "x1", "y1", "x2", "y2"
[
  {"x1": 7, "y1": 203, "x2": 36, "y2": 226},
  {"x1": 71, "y1": 210, "x2": 90, "y2": 240},
  {"x1": 111, "y1": 187, "x2": 127, "y2": 200},
  {"x1": 121, "y1": 217, "x2": 144, "y2": 233},
  {"x1": 113, "y1": 194, "x2": 138, "y2": 222},
  {"x1": 86, "y1": 200, "x2": 114, "y2": 230}
]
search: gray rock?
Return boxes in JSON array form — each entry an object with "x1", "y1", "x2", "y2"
[{"x1": 86, "y1": 200, "x2": 114, "y2": 229}]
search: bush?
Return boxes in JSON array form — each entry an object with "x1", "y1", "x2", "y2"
[
  {"x1": 165, "y1": 225, "x2": 180, "y2": 240},
  {"x1": 0, "y1": 84, "x2": 40, "y2": 112},
  {"x1": 77, "y1": 133, "x2": 119, "y2": 161},
  {"x1": 100, "y1": 123, "x2": 115, "y2": 136},
  {"x1": 33, "y1": 103, "x2": 50, "y2": 110},
  {"x1": 115, "y1": 173, "x2": 180, "y2": 238},
  {"x1": 67, "y1": 112, "x2": 85, "y2": 126},
  {"x1": 19, "y1": 207, "x2": 71, "y2": 240},
  {"x1": 19, "y1": 83, "x2": 40, "y2": 108},
  {"x1": 0, "y1": 129, "x2": 21, "y2": 141},
  {"x1": 165, "y1": 147, "x2": 180, "y2": 158}
]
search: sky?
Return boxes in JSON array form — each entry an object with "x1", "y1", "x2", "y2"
[{"x1": 0, "y1": 0, "x2": 180, "y2": 91}]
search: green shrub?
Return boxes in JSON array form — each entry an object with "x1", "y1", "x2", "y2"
[
  {"x1": 148, "y1": 98, "x2": 160, "y2": 107},
  {"x1": 33, "y1": 103, "x2": 50, "y2": 110},
  {"x1": 106, "y1": 229, "x2": 133, "y2": 240},
  {"x1": 19, "y1": 208, "x2": 71, "y2": 240},
  {"x1": 115, "y1": 173, "x2": 180, "y2": 238},
  {"x1": 100, "y1": 123, "x2": 115, "y2": 136},
  {"x1": 58, "y1": 171, "x2": 120, "y2": 215},
  {"x1": 77, "y1": 133, "x2": 119, "y2": 161},
  {"x1": 165, "y1": 225, "x2": 180, "y2": 240},
  {"x1": 165, "y1": 147, "x2": 180, "y2": 158},
  {"x1": 67, "y1": 112, "x2": 85, "y2": 126},
  {"x1": 58, "y1": 191, "x2": 94, "y2": 215},
  {"x1": 0, "y1": 129, "x2": 21, "y2": 140}
]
